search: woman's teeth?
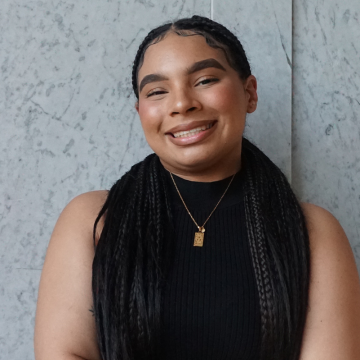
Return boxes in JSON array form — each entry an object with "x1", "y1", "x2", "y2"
[{"x1": 173, "y1": 123, "x2": 214, "y2": 138}]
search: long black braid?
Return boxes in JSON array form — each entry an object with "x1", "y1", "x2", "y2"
[{"x1": 92, "y1": 15, "x2": 310, "y2": 360}]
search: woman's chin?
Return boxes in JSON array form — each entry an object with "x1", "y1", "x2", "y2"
[{"x1": 160, "y1": 151, "x2": 217, "y2": 173}]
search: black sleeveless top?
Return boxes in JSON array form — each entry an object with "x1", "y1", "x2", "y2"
[{"x1": 160, "y1": 163, "x2": 261, "y2": 359}]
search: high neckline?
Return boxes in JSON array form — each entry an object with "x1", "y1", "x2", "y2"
[{"x1": 161, "y1": 162, "x2": 246, "y2": 212}]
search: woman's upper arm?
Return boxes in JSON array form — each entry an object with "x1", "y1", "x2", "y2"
[
  {"x1": 34, "y1": 191, "x2": 107, "y2": 360},
  {"x1": 300, "y1": 203, "x2": 360, "y2": 360}
]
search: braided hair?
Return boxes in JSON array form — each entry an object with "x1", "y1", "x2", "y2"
[{"x1": 92, "y1": 15, "x2": 310, "y2": 360}]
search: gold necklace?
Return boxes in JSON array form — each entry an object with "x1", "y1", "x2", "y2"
[{"x1": 169, "y1": 171, "x2": 236, "y2": 247}]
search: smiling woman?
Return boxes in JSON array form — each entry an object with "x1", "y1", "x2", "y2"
[
  {"x1": 134, "y1": 32, "x2": 257, "y2": 178},
  {"x1": 34, "y1": 15, "x2": 360, "y2": 360}
]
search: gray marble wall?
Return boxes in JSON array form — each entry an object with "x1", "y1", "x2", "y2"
[
  {"x1": 0, "y1": 0, "x2": 358, "y2": 358},
  {"x1": 292, "y1": 0, "x2": 360, "y2": 260}
]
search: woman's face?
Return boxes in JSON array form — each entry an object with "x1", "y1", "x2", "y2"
[{"x1": 135, "y1": 31, "x2": 258, "y2": 179}]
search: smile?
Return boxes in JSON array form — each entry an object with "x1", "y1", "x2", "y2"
[{"x1": 172, "y1": 122, "x2": 214, "y2": 138}]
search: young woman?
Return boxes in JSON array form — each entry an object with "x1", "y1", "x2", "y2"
[{"x1": 34, "y1": 15, "x2": 360, "y2": 360}]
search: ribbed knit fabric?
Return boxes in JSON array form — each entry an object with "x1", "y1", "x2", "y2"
[{"x1": 160, "y1": 163, "x2": 261, "y2": 360}]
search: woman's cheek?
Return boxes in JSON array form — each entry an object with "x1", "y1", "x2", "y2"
[
  {"x1": 139, "y1": 101, "x2": 164, "y2": 134},
  {"x1": 206, "y1": 84, "x2": 239, "y2": 112}
]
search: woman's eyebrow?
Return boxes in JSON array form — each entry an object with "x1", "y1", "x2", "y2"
[
  {"x1": 139, "y1": 74, "x2": 167, "y2": 93},
  {"x1": 186, "y1": 58, "x2": 226, "y2": 75},
  {"x1": 139, "y1": 58, "x2": 226, "y2": 93}
]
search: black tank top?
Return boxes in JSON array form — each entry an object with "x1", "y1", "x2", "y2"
[{"x1": 160, "y1": 163, "x2": 261, "y2": 359}]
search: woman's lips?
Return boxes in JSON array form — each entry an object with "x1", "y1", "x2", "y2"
[{"x1": 167, "y1": 121, "x2": 217, "y2": 146}]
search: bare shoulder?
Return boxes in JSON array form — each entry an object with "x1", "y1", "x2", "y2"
[
  {"x1": 299, "y1": 202, "x2": 355, "y2": 257},
  {"x1": 299, "y1": 201, "x2": 357, "y2": 285},
  {"x1": 299, "y1": 202, "x2": 360, "y2": 359},
  {"x1": 62, "y1": 190, "x2": 108, "y2": 221},
  {"x1": 69, "y1": 189, "x2": 108, "y2": 205},
  {"x1": 34, "y1": 190, "x2": 108, "y2": 360},
  {"x1": 300, "y1": 202, "x2": 343, "y2": 235},
  {"x1": 55, "y1": 190, "x2": 108, "y2": 242}
]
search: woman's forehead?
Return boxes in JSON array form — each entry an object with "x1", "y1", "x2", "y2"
[{"x1": 138, "y1": 32, "x2": 228, "y2": 76}]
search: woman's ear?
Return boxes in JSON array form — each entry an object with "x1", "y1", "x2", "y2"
[
  {"x1": 135, "y1": 101, "x2": 139, "y2": 114},
  {"x1": 245, "y1": 75, "x2": 258, "y2": 114}
]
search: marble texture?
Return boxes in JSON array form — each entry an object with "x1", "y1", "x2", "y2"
[
  {"x1": 292, "y1": 0, "x2": 360, "y2": 267},
  {"x1": 214, "y1": 0, "x2": 292, "y2": 179},
  {"x1": 0, "y1": 1, "x2": 209, "y2": 358}
]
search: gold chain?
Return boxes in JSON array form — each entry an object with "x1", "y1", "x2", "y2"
[{"x1": 169, "y1": 171, "x2": 236, "y2": 232}]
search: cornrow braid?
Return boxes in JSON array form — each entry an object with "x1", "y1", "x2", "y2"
[
  {"x1": 131, "y1": 24, "x2": 172, "y2": 101},
  {"x1": 173, "y1": 15, "x2": 251, "y2": 78},
  {"x1": 92, "y1": 154, "x2": 174, "y2": 360},
  {"x1": 93, "y1": 14, "x2": 310, "y2": 360},
  {"x1": 242, "y1": 138, "x2": 310, "y2": 359}
]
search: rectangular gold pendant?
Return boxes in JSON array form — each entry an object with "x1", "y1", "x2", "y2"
[{"x1": 194, "y1": 232, "x2": 204, "y2": 247}]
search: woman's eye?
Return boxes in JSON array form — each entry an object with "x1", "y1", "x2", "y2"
[
  {"x1": 146, "y1": 90, "x2": 166, "y2": 97},
  {"x1": 197, "y1": 78, "x2": 219, "y2": 86}
]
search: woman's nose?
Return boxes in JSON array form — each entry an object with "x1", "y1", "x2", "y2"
[{"x1": 169, "y1": 88, "x2": 201, "y2": 116}]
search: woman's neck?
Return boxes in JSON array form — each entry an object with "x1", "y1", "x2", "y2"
[
  {"x1": 161, "y1": 157, "x2": 246, "y2": 211},
  {"x1": 159, "y1": 151, "x2": 242, "y2": 183}
]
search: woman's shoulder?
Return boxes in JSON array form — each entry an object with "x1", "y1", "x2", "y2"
[
  {"x1": 35, "y1": 190, "x2": 108, "y2": 359},
  {"x1": 298, "y1": 202, "x2": 360, "y2": 358},
  {"x1": 300, "y1": 202, "x2": 342, "y2": 234},
  {"x1": 65, "y1": 190, "x2": 108, "y2": 213},
  {"x1": 61, "y1": 190, "x2": 108, "y2": 223},
  {"x1": 299, "y1": 201, "x2": 351, "y2": 256},
  {"x1": 58, "y1": 190, "x2": 109, "y2": 243},
  {"x1": 300, "y1": 201, "x2": 337, "y2": 220}
]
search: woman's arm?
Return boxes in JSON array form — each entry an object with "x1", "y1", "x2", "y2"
[
  {"x1": 34, "y1": 191, "x2": 107, "y2": 360},
  {"x1": 300, "y1": 203, "x2": 360, "y2": 359}
]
